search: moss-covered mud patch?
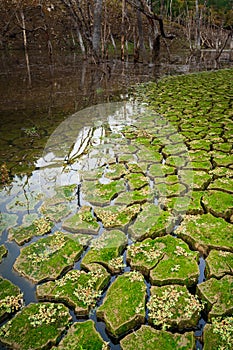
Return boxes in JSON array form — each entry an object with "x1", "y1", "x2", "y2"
[
  {"x1": 53, "y1": 320, "x2": 108, "y2": 350},
  {"x1": 203, "y1": 316, "x2": 233, "y2": 350},
  {"x1": 0, "y1": 245, "x2": 7, "y2": 262},
  {"x1": 0, "y1": 302, "x2": 71, "y2": 350},
  {"x1": 97, "y1": 271, "x2": 146, "y2": 337},
  {"x1": 120, "y1": 325, "x2": 195, "y2": 350},
  {"x1": 127, "y1": 235, "x2": 199, "y2": 286},
  {"x1": 14, "y1": 231, "x2": 84, "y2": 283},
  {"x1": 0, "y1": 278, "x2": 23, "y2": 322},
  {"x1": 37, "y1": 265, "x2": 110, "y2": 316}
]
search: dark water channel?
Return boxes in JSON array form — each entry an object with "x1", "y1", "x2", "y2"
[{"x1": 0, "y1": 49, "x2": 232, "y2": 349}]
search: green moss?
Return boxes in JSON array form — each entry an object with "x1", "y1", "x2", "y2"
[
  {"x1": 0, "y1": 278, "x2": 23, "y2": 321},
  {"x1": 202, "y1": 190, "x2": 233, "y2": 219},
  {"x1": 203, "y1": 317, "x2": 233, "y2": 350},
  {"x1": 6, "y1": 192, "x2": 42, "y2": 213},
  {"x1": 148, "y1": 284, "x2": 203, "y2": 330},
  {"x1": 176, "y1": 213, "x2": 233, "y2": 255},
  {"x1": 162, "y1": 191, "x2": 205, "y2": 215},
  {"x1": 212, "y1": 153, "x2": 233, "y2": 167},
  {"x1": 205, "y1": 250, "x2": 233, "y2": 279},
  {"x1": 62, "y1": 206, "x2": 99, "y2": 234},
  {"x1": 188, "y1": 139, "x2": 211, "y2": 151},
  {"x1": 55, "y1": 184, "x2": 77, "y2": 201},
  {"x1": 8, "y1": 217, "x2": 53, "y2": 245},
  {"x1": 37, "y1": 265, "x2": 110, "y2": 315},
  {"x1": 120, "y1": 325, "x2": 195, "y2": 350},
  {"x1": 137, "y1": 146, "x2": 163, "y2": 163},
  {"x1": 148, "y1": 163, "x2": 175, "y2": 178},
  {"x1": 94, "y1": 204, "x2": 140, "y2": 229},
  {"x1": 197, "y1": 276, "x2": 233, "y2": 320},
  {"x1": 0, "y1": 303, "x2": 71, "y2": 350},
  {"x1": 97, "y1": 271, "x2": 146, "y2": 337},
  {"x1": 105, "y1": 163, "x2": 127, "y2": 180},
  {"x1": 163, "y1": 143, "x2": 188, "y2": 156},
  {"x1": 129, "y1": 203, "x2": 174, "y2": 241},
  {"x1": 0, "y1": 245, "x2": 7, "y2": 263},
  {"x1": 81, "y1": 229, "x2": 127, "y2": 273},
  {"x1": 154, "y1": 182, "x2": 187, "y2": 198},
  {"x1": 54, "y1": 320, "x2": 108, "y2": 349},
  {"x1": 14, "y1": 231, "x2": 84, "y2": 283}
]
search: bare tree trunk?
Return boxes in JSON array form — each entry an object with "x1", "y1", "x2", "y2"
[
  {"x1": 20, "y1": 10, "x2": 31, "y2": 86},
  {"x1": 137, "y1": 9, "x2": 145, "y2": 61},
  {"x1": 195, "y1": 0, "x2": 201, "y2": 50},
  {"x1": 92, "y1": 0, "x2": 103, "y2": 59},
  {"x1": 121, "y1": 0, "x2": 126, "y2": 61}
]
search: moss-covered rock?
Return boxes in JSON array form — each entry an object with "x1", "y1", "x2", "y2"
[
  {"x1": 82, "y1": 178, "x2": 125, "y2": 206},
  {"x1": 37, "y1": 265, "x2": 109, "y2": 316},
  {"x1": 205, "y1": 250, "x2": 233, "y2": 279},
  {"x1": 14, "y1": 231, "x2": 84, "y2": 283},
  {"x1": 202, "y1": 190, "x2": 233, "y2": 220},
  {"x1": 176, "y1": 213, "x2": 233, "y2": 255},
  {"x1": 120, "y1": 325, "x2": 195, "y2": 350},
  {"x1": 197, "y1": 275, "x2": 233, "y2": 320},
  {"x1": 8, "y1": 217, "x2": 53, "y2": 245},
  {"x1": 81, "y1": 229, "x2": 127, "y2": 273},
  {"x1": 148, "y1": 284, "x2": 203, "y2": 330},
  {"x1": 53, "y1": 320, "x2": 108, "y2": 349},
  {"x1": 203, "y1": 317, "x2": 233, "y2": 350},
  {"x1": 128, "y1": 203, "x2": 174, "y2": 242},
  {"x1": 62, "y1": 206, "x2": 99, "y2": 234},
  {"x1": 94, "y1": 204, "x2": 140, "y2": 229},
  {"x1": 0, "y1": 278, "x2": 23, "y2": 322},
  {"x1": 97, "y1": 271, "x2": 146, "y2": 337},
  {"x1": 0, "y1": 245, "x2": 7, "y2": 262},
  {"x1": 0, "y1": 302, "x2": 71, "y2": 350}
]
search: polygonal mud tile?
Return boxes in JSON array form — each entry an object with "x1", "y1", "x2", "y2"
[
  {"x1": 120, "y1": 325, "x2": 195, "y2": 350},
  {"x1": 188, "y1": 139, "x2": 211, "y2": 151},
  {"x1": 162, "y1": 191, "x2": 205, "y2": 215},
  {"x1": 14, "y1": 231, "x2": 84, "y2": 283},
  {"x1": 202, "y1": 316, "x2": 233, "y2": 350},
  {"x1": 148, "y1": 163, "x2": 176, "y2": 178},
  {"x1": 175, "y1": 213, "x2": 233, "y2": 255},
  {"x1": 0, "y1": 277, "x2": 23, "y2": 322},
  {"x1": 53, "y1": 320, "x2": 108, "y2": 349},
  {"x1": 40, "y1": 203, "x2": 73, "y2": 222},
  {"x1": 179, "y1": 170, "x2": 212, "y2": 190},
  {"x1": 163, "y1": 143, "x2": 188, "y2": 157},
  {"x1": 137, "y1": 146, "x2": 163, "y2": 163},
  {"x1": 37, "y1": 264, "x2": 110, "y2": 316},
  {"x1": 62, "y1": 206, "x2": 99, "y2": 234},
  {"x1": 82, "y1": 178, "x2": 125, "y2": 206},
  {"x1": 125, "y1": 172, "x2": 149, "y2": 190},
  {"x1": 202, "y1": 190, "x2": 233, "y2": 220},
  {"x1": 0, "y1": 303, "x2": 71, "y2": 350},
  {"x1": 128, "y1": 203, "x2": 174, "y2": 242},
  {"x1": 97, "y1": 271, "x2": 146, "y2": 338},
  {"x1": 127, "y1": 235, "x2": 199, "y2": 287},
  {"x1": 148, "y1": 284, "x2": 203, "y2": 330},
  {"x1": 208, "y1": 177, "x2": 233, "y2": 194},
  {"x1": 81, "y1": 229, "x2": 127, "y2": 273},
  {"x1": 0, "y1": 245, "x2": 7, "y2": 263},
  {"x1": 212, "y1": 153, "x2": 233, "y2": 167},
  {"x1": 104, "y1": 163, "x2": 127, "y2": 180},
  {"x1": 197, "y1": 275, "x2": 233, "y2": 320},
  {"x1": 94, "y1": 204, "x2": 140, "y2": 229},
  {"x1": 154, "y1": 182, "x2": 187, "y2": 198},
  {"x1": 205, "y1": 250, "x2": 233, "y2": 279},
  {"x1": 6, "y1": 193, "x2": 42, "y2": 213},
  {"x1": 114, "y1": 186, "x2": 153, "y2": 206},
  {"x1": 8, "y1": 217, "x2": 53, "y2": 245}
]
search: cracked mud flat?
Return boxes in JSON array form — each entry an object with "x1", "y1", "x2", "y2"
[{"x1": 0, "y1": 68, "x2": 233, "y2": 350}]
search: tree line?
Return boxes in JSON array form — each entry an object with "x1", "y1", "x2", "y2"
[{"x1": 0, "y1": 0, "x2": 232, "y2": 63}]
